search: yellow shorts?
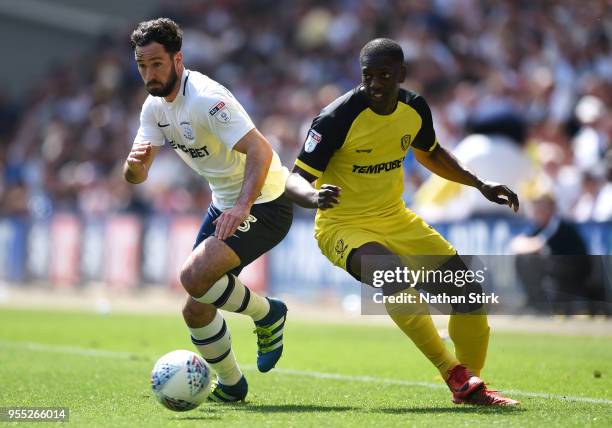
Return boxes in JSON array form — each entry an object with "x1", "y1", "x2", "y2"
[{"x1": 315, "y1": 208, "x2": 456, "y2": 274}]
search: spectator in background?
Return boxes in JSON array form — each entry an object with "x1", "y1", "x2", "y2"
[
  {"x1": 510, "y1": 187, "x2": 606, "y2": 315},
  {"x1": 572, "y1": 95, "x2": 608, "y2": 172},
  {"x1": 572, "y1": 170, "x2": 604, "y2": 222},
  {"x1": 592, "y1": 149, "x2": 612, "y2": 222},
  {"x1": 413, "y1": 108, "x2": 535, "y2": 222},
  {"x1": 535, "y1": 141, "x2": 582, "y2": 218}
]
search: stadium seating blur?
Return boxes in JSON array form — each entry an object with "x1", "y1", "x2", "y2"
[
  {"x1": 0, "y1": 0, "x2": 609, "y2": 313},
  {"x1": 0, "y1": 0, "x2": 610, "y2": 219}
]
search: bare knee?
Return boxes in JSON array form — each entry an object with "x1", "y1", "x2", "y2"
[
  {"x1": 179, "y1": 238, "x2": 240, "y2": 297},
  {"x1": 180, "y1": 260, "x2": 212, "y2": 298},
  {"x1": 182, "y1": 298, "x2": 217, "y2": 328},
  {"x1": 180, "y1": 261, "x2": 198, "y2": 296}
]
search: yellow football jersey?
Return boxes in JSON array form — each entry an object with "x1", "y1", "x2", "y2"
[{"x1": 295, "y1": 86, "x2": 438, "y2": 233}]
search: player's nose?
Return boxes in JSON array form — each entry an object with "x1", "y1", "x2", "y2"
[
  {"x1": 144, "y1": 69, "x2": 157, "y2": 83},
  {"x1": 370, "y1": 76, "x2": 384, "y2": 91}
]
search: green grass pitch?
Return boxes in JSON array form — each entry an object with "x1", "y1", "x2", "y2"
[{"x1": 0, "y1": 308, "x2": 610, "y2": 427}]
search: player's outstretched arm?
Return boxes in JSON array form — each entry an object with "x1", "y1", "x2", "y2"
[
  {"x1": 414, "y1": 144, "x2": 519, "y2": 212},
  {"x1": 285, "y1": 166, "x2": 341, "y2": 210},
  {"x1": 123, "y1": 142, "x2": 160, "y2": 184}
]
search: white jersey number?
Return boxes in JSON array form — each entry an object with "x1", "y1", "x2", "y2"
[{"x1": 237, "y1": 215, "x2": 258, "y2": 232}]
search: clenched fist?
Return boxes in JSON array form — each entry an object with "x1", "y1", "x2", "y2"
[{"x1": 124, "y1": 142, "x2": 157, "y2": 184}]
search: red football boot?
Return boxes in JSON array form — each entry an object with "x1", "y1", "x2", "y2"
[
  {"x1": 453, "y1": 385, "x2": 520, "y2": 406},
  {"x1": 446, "y1": 364, "x2": 485, "y2": 401}
]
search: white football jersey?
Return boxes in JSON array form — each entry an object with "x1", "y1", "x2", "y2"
[{"x1": 134, "y1": 69, "x2": 287, "y2": 210}]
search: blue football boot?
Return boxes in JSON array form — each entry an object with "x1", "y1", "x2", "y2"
[
  {"x1": 208, "y1": 375, "x2": 248, "y2": 403},
  {"x1": 253, "y1": 298, "x2": 287, "y2": 372}
]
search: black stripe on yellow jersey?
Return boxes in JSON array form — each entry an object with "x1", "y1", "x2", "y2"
[{"x1": 295, "y1": 86, "x2": 438, "y2": 223}]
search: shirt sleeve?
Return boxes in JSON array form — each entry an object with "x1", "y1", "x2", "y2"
[
  {"x1": 409, "y1": 95, "x2": 438, "y2": 152},
  {"x1": 133, "y1": 98, "x2": 165, "y2": 147},
  {"x1": 204, "y1": 94, "x2": 255, "y2": 150},
  {"x1": 295, "y1": 114, "x2": 343, "y2": 178}
]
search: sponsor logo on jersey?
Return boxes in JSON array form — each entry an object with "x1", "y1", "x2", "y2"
[
  {"x1": 334, "y1": 238, "x2": 348, "y2": 259},
  {"x1": 180, "y1": 121, "x2": 195, "y2": 141},
  {"x1": 304, "y1": 129, "x2": 322, "y2": 153},
  {"x1": 401, "y1": 134, "x2": 412, "y2": 151},
  {"x1": 352, "y1": 157, "x2": 405, "y2": 174},
  {"x1": 168, "y1": 140, "x2": 210, "y2": 159},
  {"x1": 209, "y1": 101, "x2": 231, "y2": 123}
]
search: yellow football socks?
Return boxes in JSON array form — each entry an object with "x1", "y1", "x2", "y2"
[
  {"x1": 386, "y1": 289, "x2": 459, "y2": 378},
  {"x1": 448, "y1": 311, "x2": 490, "y2": 377}
]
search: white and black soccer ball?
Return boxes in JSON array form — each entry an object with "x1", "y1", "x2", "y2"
[{"x1": 150, "y1": 350, "x2": 212, "y2": 411}]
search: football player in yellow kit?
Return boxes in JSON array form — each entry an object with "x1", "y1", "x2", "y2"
[{"x1": 285, "y1": 38, "x2": 520, "y2": 406}]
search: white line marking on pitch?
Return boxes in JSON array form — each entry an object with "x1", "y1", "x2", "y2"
[
  {"x1": 1, "y1": 340, "x2": 610, "y2": 406},
  {"x1": 0, "y1": 340, "x2": 137, "y2": 360},
  {"x1": 250, "y1": 366, "x2": 612, "y2": 406}
]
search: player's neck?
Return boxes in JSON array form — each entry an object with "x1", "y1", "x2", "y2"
[
  {"x1": 369, "y1": 93, "x2": 398, "y2": 115},
  {"x1": 164, "y1": 65, "x2": 185, "y2": 103}
]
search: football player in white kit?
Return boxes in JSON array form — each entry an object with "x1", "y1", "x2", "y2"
[{"x1": 124, "y1": 18, "x2": 293, "y2": 402}]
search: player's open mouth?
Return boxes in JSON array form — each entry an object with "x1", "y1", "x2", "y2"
[{"x1": 371, "y1": 92, "x2": 384, "y2": 100}]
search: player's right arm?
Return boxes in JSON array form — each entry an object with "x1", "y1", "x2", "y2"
[
  {"x1": 285, "y1": 167, "x2": 340, "y2": 210},
  {"x1": 123, "y1": 142, "x2": 160, "y2": 184},
  {"x1": 285, "y1": 113, "x2": 343, "y2": 210},
  {"x1": 124, "y1": 98, "x2": 164, "y2": 184}
]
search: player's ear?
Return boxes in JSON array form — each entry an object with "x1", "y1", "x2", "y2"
[
  {"x1": 398, "y1": 63, "x2": 407, "y2": 83},
  {"x1": 174, "y1": 51, "x2": 183, "y2": 67}
]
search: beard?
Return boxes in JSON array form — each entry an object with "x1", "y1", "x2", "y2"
[{"x1": 146, "y1": 65, "x2": 178, "y2": 97}]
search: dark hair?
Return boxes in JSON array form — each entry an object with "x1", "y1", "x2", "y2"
[
  {"x1": 360, "y1": 38, "x2": 404, "y2": 64},
  {"x1": 130, "y1": 18, "x2": 182, "y2": 53}
]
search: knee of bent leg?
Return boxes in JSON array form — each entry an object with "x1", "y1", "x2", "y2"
[{"x1": 180, "y1": 260, "x2": 206, "y2": 297}]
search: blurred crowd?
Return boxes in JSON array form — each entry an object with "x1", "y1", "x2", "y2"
[{"x1": 0, "y1": 0, "x2": 610, "y2": 223}]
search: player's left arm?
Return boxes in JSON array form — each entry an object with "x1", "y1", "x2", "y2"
[
  {"x1": 414, "y1": 144, "x2": 519, "y2": 212},
  {"x1": 213, "y1": 128, "x2": 272, "y2": 240}
]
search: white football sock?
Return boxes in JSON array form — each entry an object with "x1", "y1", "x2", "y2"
[
  {"x1": 193, "y1": 274, "x2": 270, "y2": 321},
  {"x1": 189, "y1": 311, "x2": 242, "y2": 385}
]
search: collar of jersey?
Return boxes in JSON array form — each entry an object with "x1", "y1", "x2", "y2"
[
  {"x1": 357, "y1": 86, "x2": 402, "y2": 118},
  {"x1": 366, "y1": 101, "x2": 403, "y2": 118},
  {"x1": 162, "y1": 69, "x2": 190, "y2": 106}
]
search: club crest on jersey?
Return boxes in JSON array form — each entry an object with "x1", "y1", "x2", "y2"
[
  {"x1": 305, "y1": 129, "x2": 322, "y2": 153},
  {"x1": 209, "y1": 101, "x2": 231, "y2": 123},
  {"x1": 180, "y1": 121, "x2": 195, "y2": 141},
  {"x1": 401, "y1": 134, "x2": 412, "y2": 151},
  {"x1": 334, "y1": 238, "x2": 348, "y2": 259}
]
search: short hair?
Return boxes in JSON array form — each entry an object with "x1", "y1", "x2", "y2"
[
  {"x1": 360, "y1": 38, "x2": 404, "y2": 64},
  {"x1": 130, "y1": 18, "x2": 182, "y2": 53}
]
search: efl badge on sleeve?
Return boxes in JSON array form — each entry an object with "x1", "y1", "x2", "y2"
[
  {"x1": 209, "y1": 101, "x2": 232, "y2": 124},
  {"x1": 305, "y1": 129, "x2": 322, "y2": 153}
]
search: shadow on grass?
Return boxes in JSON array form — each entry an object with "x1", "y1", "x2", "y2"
[
  {"x1": 174, "y1": 415, "x2": 223, "y2": 421},
  {"x1": 173, "y1": 407, "x2": 223, "y2": 421},
  {"x1": 209, "y1": 403, "x2": 357, "y2": 414},
  {"x1": 377, "y1": 406, "x2": 526, "y2": 415},
  {"x1": 179, "y1": 402, "x2": 524, "y2": 418}
]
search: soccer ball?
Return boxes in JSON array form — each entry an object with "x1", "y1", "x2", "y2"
[{"x1": 150, "y1": 350, "x2": 212, "y2": 411}]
